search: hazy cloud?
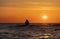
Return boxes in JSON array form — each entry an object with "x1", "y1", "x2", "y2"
[{"x1": 0, "y1": 0, "x2": 60, "y2": 8}]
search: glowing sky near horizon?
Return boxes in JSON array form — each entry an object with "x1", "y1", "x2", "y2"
[{"x1": 0, "y1": 0, "x2": 60, "y2": 23}]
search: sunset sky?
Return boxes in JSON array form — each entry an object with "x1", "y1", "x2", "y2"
[{"x1": 0, "y1": 0, "x2": 60, "y2": 23}]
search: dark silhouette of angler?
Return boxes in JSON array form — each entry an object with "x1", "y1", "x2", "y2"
[
  {"x1": 15, "y1": 19, "x2": 30, "y2": 27},
  {"x1": 25, "y1": 19, "x2": 29, "y2": 25}
]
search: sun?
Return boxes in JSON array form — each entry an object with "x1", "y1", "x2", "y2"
[{"x1": 43, "y1": 15, "x2": 47, "y2": 19}]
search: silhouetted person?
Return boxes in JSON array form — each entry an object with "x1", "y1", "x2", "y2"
[
  {"x1": 39, "y1": 38, "x2": 48, "y2": 39},
  {"x1": 25, "y1": 19, "x2": 29, "y2": 25}
]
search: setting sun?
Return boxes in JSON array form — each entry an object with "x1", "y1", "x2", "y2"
[
  {"x1": 0, "y1": 0, "x2": 60, "y2": 23},
  {"x1": 43, "y1": 15, "x2": 47, "y2": 19}
]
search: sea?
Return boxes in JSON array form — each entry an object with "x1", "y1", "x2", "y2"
[{"x1": 0, "y1": 23, "x2": 60, "y2": 39}]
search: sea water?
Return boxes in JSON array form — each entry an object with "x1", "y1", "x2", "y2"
[{"x1": 0, "y1": 23, "x2": 60, "y2": 39}]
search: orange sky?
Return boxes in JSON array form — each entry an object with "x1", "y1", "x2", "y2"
[{"x1": 0, "y1": 0, "x2": 60, "y2": 23}]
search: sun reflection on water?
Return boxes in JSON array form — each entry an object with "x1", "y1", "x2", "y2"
[{"x1": 39, "y1": 33, "x2": 54, "y2": 38}]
